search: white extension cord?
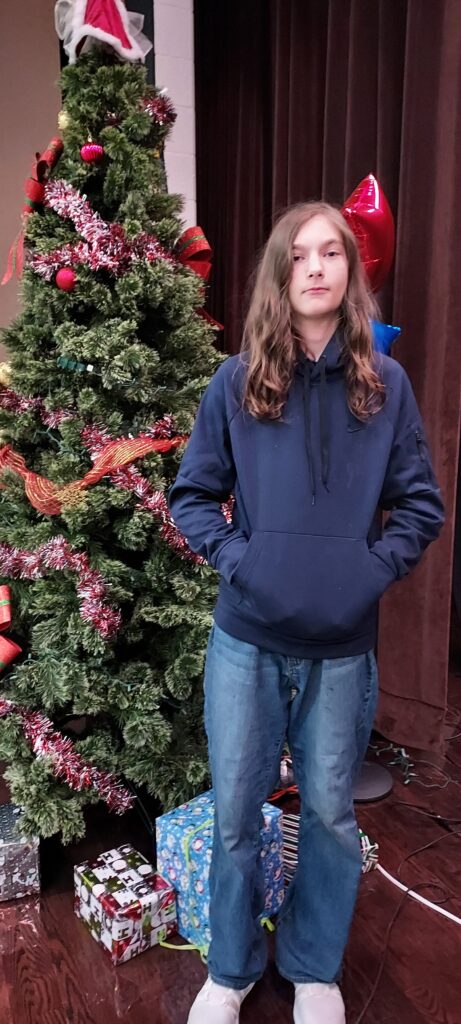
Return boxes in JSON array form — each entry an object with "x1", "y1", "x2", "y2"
[{"x1": 377, "y1": 863, "x2": 461, "y2": 926}]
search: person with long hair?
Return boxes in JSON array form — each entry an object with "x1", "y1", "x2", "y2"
[{"x1": 168, "y1": 202, "x2": 444, "y2": 1024}]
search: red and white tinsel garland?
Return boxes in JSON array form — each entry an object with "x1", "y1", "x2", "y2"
[
  {"x1": 0, "y1": 537, "x2": 121, "y2": 639},
  {"x1": 0, "y1": 697, "x2": 134, "y2": 813},
  {"x1": 0, "y1": 387, "x2": 74, "y2": 427},
  {"x1": 27, "y1": 179, "x2": 172, "y2": 280}
]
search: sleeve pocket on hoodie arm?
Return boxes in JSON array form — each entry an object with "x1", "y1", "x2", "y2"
[{"x1": 413, "y1": 428, "x2": 431, "y2": 485}]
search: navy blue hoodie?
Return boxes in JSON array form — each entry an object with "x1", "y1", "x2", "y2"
[{"x1": 168, "y1": 332, "x2": 445, "y2": 658}]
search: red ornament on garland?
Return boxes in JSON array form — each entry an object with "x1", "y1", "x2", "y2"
[
  {"x1": 56, "y1": 267, "x2": 76, "y2": 292},
  {"x1": 80, "y1": 142, "x2": 105, "y2": 164}
]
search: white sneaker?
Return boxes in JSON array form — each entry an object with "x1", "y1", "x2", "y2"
[
  {"x1": 187, "y1": 977, "x2": 255, "y2": 1024},
  {"x1": 293, "y1": 982, "x2": 346, "y2": 1024}
]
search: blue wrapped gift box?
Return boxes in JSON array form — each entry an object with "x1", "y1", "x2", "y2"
[{"x1": 156, "y1": 790, "x2": 284, "y2": 952}]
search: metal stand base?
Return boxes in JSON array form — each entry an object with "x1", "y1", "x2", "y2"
[{"x1": 353, "y1": 761, "x2": 394, "y2": 803}]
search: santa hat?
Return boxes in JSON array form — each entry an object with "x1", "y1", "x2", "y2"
[{"x1": 55, "y1": 0, "x2": 152, "y2": 64}]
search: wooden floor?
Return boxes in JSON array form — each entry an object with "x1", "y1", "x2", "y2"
[{"x1": 1, "y1": 676, "x2": 461, "y2": 1024}]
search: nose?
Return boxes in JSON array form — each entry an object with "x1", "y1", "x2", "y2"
[{"x1": 306, "y1": 253, "x2": 323, "y2": 277}]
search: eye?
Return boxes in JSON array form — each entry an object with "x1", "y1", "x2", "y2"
[
  {"x1": 293, "y1": 254, "x2": 306, "y2": 262},
  {"x1": 325, "y1": 249, "x2": 340, "y2": 257}
]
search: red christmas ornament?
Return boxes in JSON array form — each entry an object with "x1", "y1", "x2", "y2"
[
  {"x1": 341, "y1": 174, "x2": 395, "y2": 293},
  {"x1": 55, "y1": 267, "x2": 76, "y2": 292},
  {"x1": 80, "y1": 142, "x2": 105, "y2": 164}
]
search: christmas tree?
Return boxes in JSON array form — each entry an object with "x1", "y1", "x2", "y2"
[{"x1": 0, "y1": 2, "x2": 223, "y2": 843}]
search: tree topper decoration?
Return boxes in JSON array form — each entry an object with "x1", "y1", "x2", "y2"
[{"x1": 55, "y1": 0, "x2": 152, "y2": 64}]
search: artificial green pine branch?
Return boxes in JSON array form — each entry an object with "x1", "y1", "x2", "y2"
[{"x1": 0, "y1": 51, "x2": 221, "y2": 841}]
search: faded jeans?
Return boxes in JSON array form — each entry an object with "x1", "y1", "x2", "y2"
[{"x1": 204, "y1": 622, "x2": 378, "y2": 988}]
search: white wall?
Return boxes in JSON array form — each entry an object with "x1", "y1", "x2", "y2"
[
  {"x1": 153, "y1": 0, "x2": 196, "y2": 227},
  {"x1": 0, "y1": 0, "x2": 61, "y2": 334}
]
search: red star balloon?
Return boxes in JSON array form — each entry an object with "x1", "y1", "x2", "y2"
[{"x1": 341, "y1": 174, "x2": 395, "y2": 292}]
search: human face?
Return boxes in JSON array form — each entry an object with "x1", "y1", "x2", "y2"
[{"x1": 288, "y1": 214, "x2": 349, "y2": 323}]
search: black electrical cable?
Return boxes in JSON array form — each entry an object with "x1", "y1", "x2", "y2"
[{"x1": 353, "y1": 812, "x2": 461, "y2": 1022}]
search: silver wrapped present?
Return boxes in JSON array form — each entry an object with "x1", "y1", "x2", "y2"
[{"x1": 0, "y1": 803, "x2": 40, "y2": 901}]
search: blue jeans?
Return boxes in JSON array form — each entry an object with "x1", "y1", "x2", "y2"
[{"x1": 204, "y1": 622, "x2": 378, "y2": 989}]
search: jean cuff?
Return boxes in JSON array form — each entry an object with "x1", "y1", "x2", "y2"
[
  {"x1": 209, "y1": 972, "x2": 263, "y2": 990},
  {"x1": 277, "y1": 966, "x2": 341, "y2": 985}
]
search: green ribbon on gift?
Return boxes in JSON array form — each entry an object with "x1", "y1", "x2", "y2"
[{"x1": 159, "y1": 938, "x2": 208, "y2": 957}]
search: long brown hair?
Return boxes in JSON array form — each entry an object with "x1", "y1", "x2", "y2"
[{"x1": 240, "y1": 202, "x2": 386, "y2": 421}]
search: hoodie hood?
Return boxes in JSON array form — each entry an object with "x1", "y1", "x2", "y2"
[
  {"x1": 295, "y1": 330, "x2": 345, "y2": 504},
  {"x1": 294, "y1": 330, "x2": 345, "y2": 382}
]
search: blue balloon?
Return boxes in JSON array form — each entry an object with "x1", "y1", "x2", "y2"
[{"x1": 371, "y1": 320, "x2": 401, "y2": 355}]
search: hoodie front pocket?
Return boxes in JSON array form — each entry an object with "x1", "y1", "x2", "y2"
[
  {"x1": 232, "y1": 532, "x2": 265, "y2": 589},
  {"x1": 236, "y1": 532, "x2": 386, "y2": 641}
]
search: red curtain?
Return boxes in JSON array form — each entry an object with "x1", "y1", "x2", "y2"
[{"x1": 195, "y1": 0, "x2": 461, "y2": 750}]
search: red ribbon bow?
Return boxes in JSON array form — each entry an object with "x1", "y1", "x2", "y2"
[
  {"x1": 0, "y1": 585, "x2": 22, "y2": 670},
  {"x1": 175, "y1": 226, "x2": 223, "y2": 329},
  {"x1": 2, "y1": 137, "x2": 64, "y2": 285}
]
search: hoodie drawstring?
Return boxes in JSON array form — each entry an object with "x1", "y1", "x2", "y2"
[
  {"x1": 303, "y1": 363, "x2": 316, "y2": 505},
  {"x1": 318, "y1": 358, "x2": 330, "y2": 492}
]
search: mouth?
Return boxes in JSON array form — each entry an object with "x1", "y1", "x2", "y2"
[{"x1": 304, "y1": 287, "x2": 328, "y2": 294}]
